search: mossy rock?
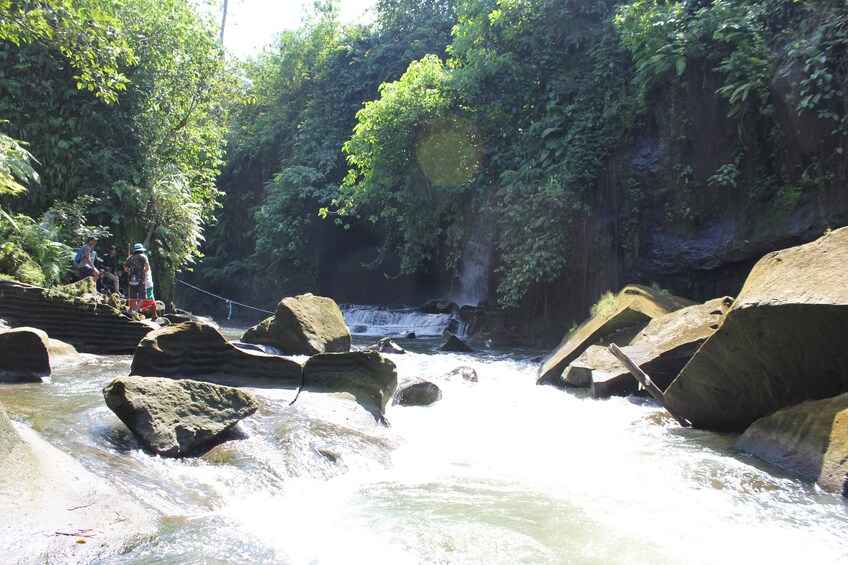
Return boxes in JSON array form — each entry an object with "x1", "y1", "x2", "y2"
[
  {"x1": 243, "y1": 293, "x2": 351, "y2": 355},
  {"x1": 0, "y1": 247, "x2": 45, "y2": 286}
]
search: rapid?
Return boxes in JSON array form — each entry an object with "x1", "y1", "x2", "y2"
[{"x1": 1, "y1": 318, "x2": 847, "y2": 564}]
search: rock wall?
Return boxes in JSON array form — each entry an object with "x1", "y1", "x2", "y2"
[{"x1": 0, "y1": 278, "x2": 156, "y2": 354}]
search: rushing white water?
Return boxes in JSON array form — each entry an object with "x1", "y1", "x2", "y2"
[
  {"x1": 1, "y1": 332, "x2": 846, "y2": 564},
  {"x1": 342, "y1": 305, "x2": 464, "y2": 338}
]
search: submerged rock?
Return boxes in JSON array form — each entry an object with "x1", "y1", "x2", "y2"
[
  {"x1": 242, "y1": 293, "x2": 351, "y2": 355},
  {"x1": 0, "y1": 327, "x2": 81, "y2": 382},
  {"x1": 664, "y1": 227, "x2": 848, "y2": 431},
  {"x1": 131, "y1": 321, "x2": 302, "y2": 386},
  {"x1": 735, "y1": 393, "x2": 848, "y2": 497},
  {"x1": 302, "y1": 351, "x2": 398, "y2": 418},
  {"x1": 366, "y1": 337, "x2": 406, "y2": 354},
  {"x1": 103, "y1": 376, "x2": 258, "y2": 457},
  {"x1": 393, "y1": 380, "x2": 442, "y2": 406},
  {"x1": 538, "y1": 285, "x2": 695, "y2": 386},
  {"x1": 440, "y1": 332, "x2": 473, "y2": 352},
  {"x1": 444, "y1": 365, "x2": 478, "y2": 382}
]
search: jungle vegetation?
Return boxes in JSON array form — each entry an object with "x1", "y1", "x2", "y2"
[{"x1": 1, "y1": 0, "x2": 845, "y2": 327}]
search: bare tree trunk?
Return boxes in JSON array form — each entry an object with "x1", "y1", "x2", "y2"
[{"x1": 220, "y1": 0, "x2": 229, "y2": 44}]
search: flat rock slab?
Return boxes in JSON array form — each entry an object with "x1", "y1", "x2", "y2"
[
  {"x1": 0, "y1": 278, "x2": 156, "y2": 354},
  {"x1": 0, "y1": 403, "x2": 155, "y2": 561},
  {"x1": 242, "y1": 293, "x2": 351, "y2": 355},
  {"x1": 735, "y1": 393, "x2": 848, "y2": 496},
  {"x1": 131, "y1": 321, "x2": 302, "y2": 386},
  {"x1": 566, "y1": 297, "x2": 732, "y2": 398},
  {"x1": 302, "y1": 351, "x2": 398, "y2": 419},
  {"x1": 538, "y1": 284, "x2": 694, "y2": 386},
  {"x1": 665, "y1": 227, "x2": 848, "y2": 431},
  {"x1": 103, "y1": 376, "x2": 259, "y2": 457}
]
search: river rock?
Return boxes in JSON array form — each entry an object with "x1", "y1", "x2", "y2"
[
  {"x1": 366, "y1": 337, "x2": 406, "y2": 354},
  {"x1": 564, "y1": 297, "x2": 733, "y2": 398},
  {"x1": 444, "y1": 365, "x2": 478, "y2": 382},
  {"x1": 131, "y1": 321, "x2": 302, "y2": 386},
  {"x1": 302, "y1": 351, "x2": 398, "y2": 418},
  {"x1": 393, "y1": 380, "x2": 442, "y2": 406},
  {"x1": 734, "y1": 393, "x2": 848, "y2": 496},
  {"x1": 0, "y1": 278, "x2": 156, "y2": 353},
  {"x1": 242, "y1": 293, "x2": 351, "y2": 355},
  {"x1": 664, "y1": 227, "x2": 848, "y2": 431},
  {"x1": 0, "y1": 327, "x2": 82, "y2": 382},
  {"x1": 0, "y1": 402, "x2": 155, "y2": 561},
  {"x1": 538, "y1": 285, "x2": 694, "y2": 386},
  {"x1": 440, "y1": 332, "x2": 473, "y2": 352},
  {"x1": 103, "y1": 376, "x2": 259, "y2": 457},
  {"x1": 420, "y1": 299, "x2": 457, "y2": 314}
]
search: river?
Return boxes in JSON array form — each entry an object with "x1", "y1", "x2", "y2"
[{"x1": 1, "y1": 321, "x2": 847, "y2": 564}]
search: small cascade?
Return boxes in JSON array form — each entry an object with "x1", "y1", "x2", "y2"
[
  {"x1": 450, "y1": 210, "x2": 495, "y2": 307},
  {"x1": 341, "y1": 305, "x2": 465, "y2": 338}
]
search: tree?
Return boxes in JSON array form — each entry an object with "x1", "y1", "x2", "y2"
[{"x1": 0, "y1": 0, "x2": 134, "y2": 103}]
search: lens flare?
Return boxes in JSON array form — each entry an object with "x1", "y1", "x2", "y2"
[{"x1": 414, "y1": 116, "x2": 482, "y2": 187}]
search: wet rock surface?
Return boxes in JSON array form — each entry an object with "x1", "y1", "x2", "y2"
[
  {"x1": 103, "y1": 376, "x2": 259, "y2": 457},
  {"x1": 735, "y1": 393, "x2": 848, "y2": 497},
  {"x1": 242, "y1": 293, "x2": 351, "y2": 355},
  {"x1": 393, "y1": 380, "x2": 442, "y2": 406},
  {"x1": 131, "y1": 321, "x2": 302, "y2": 385},
  {"x1": 664, "y1": 227, "x2": 848, "y2": 432},
  {"x1": 302, "y1": 351, "x2": 398, "y2": 418}
]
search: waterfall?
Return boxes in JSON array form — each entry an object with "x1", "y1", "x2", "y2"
[
  {"x1": 450, "y1": 210, "x2": 495, "y2": 307},
  {"x1": 341, "y1": 304, "x2": 464, "y2": 338}
]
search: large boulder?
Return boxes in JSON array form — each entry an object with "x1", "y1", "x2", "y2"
[
  {"x1": 0, "y1": 402, "x2": 155, "y2": 561},
  {"x1": 131, "y1": 321, "x2": 302, "y2": 386},
  {"x1": 302, "y1": 351, "x2": 398, "y2": 419},
  {"x1": 242, "y1": 293, "x2": 351, "y2": 355},
  {"x1": 0, "y1": 327, "x2": 82, "y2": 382},
  {"x1": 103, "y1": 376, "x2": 258, "y2": 457},
  {"x1": 538, "y1": 285, "x2": 695, "y2": 386},
  {"x1": 563, "y1": 297, "x2": 733, "y2": 398},
  {"x1": 0, "y1": 278, "x2": 156, "y2": 353},
  {"x1": 664, "y1": 227, "x2": 848, "y2": 431},
  {"x1": 734, "y1": 393, "x2": 848, "y2": 496}
]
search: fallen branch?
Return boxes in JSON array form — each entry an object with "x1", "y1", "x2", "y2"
[{"x1": 608, "y1": 344, "x2": 690, "y2": 427}]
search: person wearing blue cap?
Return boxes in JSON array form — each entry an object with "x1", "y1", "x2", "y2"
[{"x1": 124, "y1": 243, "x2": 150, "y2": 316}]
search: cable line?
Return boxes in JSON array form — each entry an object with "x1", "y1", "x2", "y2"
[{"x1": 176, "y1": 279, "x2": 275, "y2": 317}]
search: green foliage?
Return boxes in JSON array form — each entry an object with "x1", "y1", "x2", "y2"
[
  {"x1": 0, "y1": 127, "x2": 38, "y2": 196},
  {"x1": 336, "y1": 54, "x2": 474, "y2": 274},
  {"x1": 0, "y1": 207, "x2": 93, "y2": 286},
  {"x1": 589, "y1": 291, "x2": 620, "y2": 318},
  {"x1": 0, "y1": 0, "x2": 135, "y2": 103}
]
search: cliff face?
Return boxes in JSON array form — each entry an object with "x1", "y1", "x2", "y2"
[{"x1": 541, "y1": 69, "x2": 842, "y2": 327}]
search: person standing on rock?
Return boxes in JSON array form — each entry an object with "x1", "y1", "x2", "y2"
[
  {"x1": 124, "y1": 243, "x2": 150, "y2": 316},
  {"x1": 75, "y1": 235, "x2": 100, "y2": 280}
]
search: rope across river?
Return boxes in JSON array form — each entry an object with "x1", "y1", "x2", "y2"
[{"x1": 176, "y1": 279, "x2": 275, "y2": 318}]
